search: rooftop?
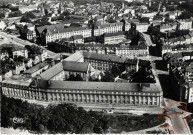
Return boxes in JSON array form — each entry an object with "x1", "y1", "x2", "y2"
[
  {"x1": 104, "y1": 31, "x2": 126, "y2": 37},
  {"x1": 2, "y1": 79, "x2": 31, "y2": 87},
  {"x1": 48, "y1": 80, "x2": 161, "y2": 92},
  {"x1": 64, "y1": 51, "x2": 84, "y2": 62},
  {"x1": 62, "y1": 61, "x2": 89, "y2": 73},
  {"x1": 23, "y1": 62, "x2": 49, "y2": 75},
  {"x1": 82, "y1": 52, "x2": 127, "y2": 63}
]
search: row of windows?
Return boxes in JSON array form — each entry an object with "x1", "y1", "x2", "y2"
[
  {"x1": 2, "y1": 87, "x2": 161, "y2": 97},
  {"x1": 48, "y1": 93, "x2": 158, "y2": 104}
]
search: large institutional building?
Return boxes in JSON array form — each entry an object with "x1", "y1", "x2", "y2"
[
  {"x1": 1, "y1": 52, "x2": 163, "y2": 108},
  {"x1": 1, "y1": 77, "x2": 163, "y2": 107}
]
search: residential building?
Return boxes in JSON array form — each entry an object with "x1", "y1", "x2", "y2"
[
  {"x1": 134, "y1": 23, "x2": 150, "y2": 33},
  {"x1": 36, "y1": 24, "x2": 92, "y2": 45},
  {"x1": 82, "y1": 52, "x2": 134, "y2": 71},
  {"x1": 0, "y1": 20, "x2": 6, "y2": 31},
  {"x1": 0, "y1": 70, "x2": 12, "y2": 81},
  {"x1": 93, "y1": 22, "x2": 123, "y2": 36},
  {"x1": 23, "y1": 62, "x2": 49, "y2": 78},
  {"x1": 12, "y1": 47, "x2": 28, "y2": 58},
  {"x1": 177, "y1": 19, "x2": 192, "y2": 30},
  {"x1": 10, "y1": 62, "x2": 26, "y2": 75},
  {"x1": 116, "y1": 46, "x2": 149, "y2": 57},
  {"x1": 103, "y1": 31, "x2": 126, "y2": 44}
]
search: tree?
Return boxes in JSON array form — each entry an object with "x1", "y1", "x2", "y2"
[
  {"x1": 93, "y1": 123, "x2": 103, "y2": 133},
  {"x1": 67, "y1": 74, "x2": 76, "y2": 81},
  {"x1": 111, "y1": 65, "x2": 121, "y2": 77},
  {"x1": 0, "y1": 12, "x2": 5, "y2": 18},
  {"x1": 75, "y1": 74, "x2": 83, "y2": 81},
  {"x1": 8, "y1": 11, "x2": 22, "y2": 18},
  {"x1": 177, "y1": 11, "x2": 193, "y2": 19},
  {"x1": 101, "y1": 71, "x2": 114, "y2": 82},
  {"x1": 20, "y1": 14, "x2": 31, "y2": 23}
]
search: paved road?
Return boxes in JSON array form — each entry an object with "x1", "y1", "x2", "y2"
[
  {"x1": 139, "y1": 56, "x2": 192, "y2": 134},
  {"x1": 0, "y1": 32, "x2": 56, "y2": 57},
  {"x1": 164, "y1": 98, "x2": 192, "y2": 134}
]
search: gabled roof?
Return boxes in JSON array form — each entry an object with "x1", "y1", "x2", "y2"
[
  {"x1": 23, "y1": 62, "x2": 49, "y2": 75},
  {"x1": 104, "y1": 31, "x2": 126, "y2": 37},
  {"x1": 48, "y1": 80, "x2": 161, "y2": 92},
  {"x1": 40, "y1": 62, "x2": 63, "y2": 80},
  {"x1": 62, "y1": 61, "x2": 89, "y2": 73},
  {"x1": 94, "y1": 22, "x2": 123, "y2": 29},
  {"x1": 37, "y1": 23, "x2": 91, "y2": 35},
  {"x1": 64, "y1": 51, "x2": 84, "y2": 62},
  {"x1": 139, "y1": 33, "x2": 153, "y2": 46},
  {"x1": 82, "y1": 52, "x2": 127, "y2": 63}
]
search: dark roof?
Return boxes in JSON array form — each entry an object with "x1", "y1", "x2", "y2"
[
  {"x1": 82, "y1": 52, "x2": 127, "y2": 63},
  {"x1": 104, "y1": 31, "x2": 126, "y2": 37},
  {"x1": 173, "y1": 53, "x2": 183, "y2": 58},
  {"x1": 62, "y1": 61, "x2": 89, "y2": 73},
  {"x1": 23, "y1": 62, "x2": 49, "y2": 74},
  {"x1": 94, "y1": 22, "x2": 123, "y2": 29},
  {"x1": 182, "y1": 52, "x2": 193, "y2": 57},
  {"x1": 48, "y1": 80, "x2": 161, "y2": 92},
  {"x1": 139, "y1": 60, "x2": 150, "y2": 67},
  {"x1": 70, "y1": 35, "x2": 83, "y2": 40},
  {"x1": 37, "y1": 23, "x2": 91, "y2": 35}
]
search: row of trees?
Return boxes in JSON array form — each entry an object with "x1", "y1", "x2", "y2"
[
  {"x1": 8, "y1": 11, "x2": 22, "y2": 18},
  {"x1": 25, "y1": 45, "x2": 43, "y2": 55},
  {"x1": 1, "y1": 95, "x2": 109, "y2": 134},
  {"x1": 67, "y1": 74, "x2": 84, "y2": 81}
]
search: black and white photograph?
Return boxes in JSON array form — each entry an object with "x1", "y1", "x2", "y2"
[{"x1": 0, "y1": 0, "x2": 193, "y2": 134}]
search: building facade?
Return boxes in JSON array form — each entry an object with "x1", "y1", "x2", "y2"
[{"x1": 1, "y1": 80, "x2": 163, "y2": 107}]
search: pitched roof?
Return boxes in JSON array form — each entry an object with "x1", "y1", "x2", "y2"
[
  {"x1": 64, "y1": 51, "x2": 84, "y2": 62},
  {"x1": 23, "y1": 62, "x2": 49, "y2": 75},
  {"x1": 37, "y1": 23, "x2": 91, "y2": 35},
  {"x1": 62, "y1": 61, "x2": 89, "y2": 73},
  {"x1": 94, "y1": 22, "x2": 123, "y2": 29},
  {"x1": 2, "y1": 79, "x2": 31, "y2": 87},
  {"x1": 104, "y1": 31, "x2": 126, "y2": 37},
  {"x1": 40, "y1": 62, "x2": 63, "y2": 80},
  {"x1": 48, "y1": 80, "x2": 161, "y2": 92},
  {"x1": 139, "y1": 33, "x2": 153, "y2": 46},
  {"x1": 82, "y1": 52, "x2": 127, "y2": 63}
]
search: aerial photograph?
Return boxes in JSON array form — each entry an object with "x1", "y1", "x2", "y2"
[{"x1": 0, "y1": 0, "x2": 193, "y2": 134}]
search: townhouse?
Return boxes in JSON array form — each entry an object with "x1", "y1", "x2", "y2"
[
  {"x1": 177, "y1": 19, "x2": 192, "y2": 30},
  {"x1": 93, "y1": 22, "x2": 124, "y2": 36},
  {"x1": 23, "y1": 62, "x2": 49, "y2": 78},
  {"x1": 36, "y1": 24, "x2": 92, "y2": 45},
  {"x1": 161, "y1": 45, "x2": 193, "y2": 56},
  {"x1": 134, "y1": 23, "x2": 150, "y2": 33},
  {"x1": 116, "y1": 46, "x2": 149, "y2": 57},
  {"x1": 103, "y1": 31, "x2": 126, "y2": 44},
  {"x1": 10, "y1": 62, "x2": 26, "y2": 75},
  {"x1": 12, "y1": 47, "x2": 28, "y2": 58}
]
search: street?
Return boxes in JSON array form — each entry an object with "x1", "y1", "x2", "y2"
[
  {"x1": 0, "y1": 32, "x2": 56, "y2": 57},
  {"x1": 164, "y1": 98, "x2": 192, "y2": 134}
]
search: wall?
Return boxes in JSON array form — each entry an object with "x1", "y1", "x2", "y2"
[{"x1": 1, "y1": 84, "x2": 163, "y2": 107}]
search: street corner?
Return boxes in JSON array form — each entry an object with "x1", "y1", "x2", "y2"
[{"x1": 157, "y1": 102, "x2": 191, "y2": 133}]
